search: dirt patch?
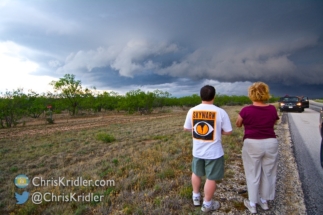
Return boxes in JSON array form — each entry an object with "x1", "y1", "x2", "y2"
[{"x1": 0, "y1": 112, "x2": 177, "y2": 139}]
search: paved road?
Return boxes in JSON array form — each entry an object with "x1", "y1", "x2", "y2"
[
  {"x1": 288, "y1": 104, "x2": 323, "y2": 215},
  {"x1": 309, "y1": 100, "x2": 323, "y2": 112}
]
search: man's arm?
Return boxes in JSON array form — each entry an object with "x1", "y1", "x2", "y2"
[
  {"x1": 184, "y1": 128, "x2": 192, "y2": 132},
  {"x1": 221, "y1": 130, "x2": 232, "y2": 135}
]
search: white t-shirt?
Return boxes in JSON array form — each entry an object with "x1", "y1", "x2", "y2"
[{"x1": 183, "y1": 104, "x2": 232, "y2": 159}]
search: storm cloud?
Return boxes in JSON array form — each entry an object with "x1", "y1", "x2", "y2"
[{"x1": 0, "y1": 0, "x2": 322, "y2": 97}]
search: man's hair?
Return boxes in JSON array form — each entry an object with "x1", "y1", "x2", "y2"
[
  {"x1": 200, "y1": 85, "x2": 216, "y2": 101},
  {"x1": 248, "y1": 82, "x2": 271, "y2": 102}
]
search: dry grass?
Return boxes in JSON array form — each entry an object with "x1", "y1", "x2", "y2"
[{"x1": 0, "y1": 106, "x2": 249, "y2": 215}]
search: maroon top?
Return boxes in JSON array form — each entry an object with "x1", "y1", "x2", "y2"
[{"x1": 239, "y1": 105, "x2": 279, "y2": 140}]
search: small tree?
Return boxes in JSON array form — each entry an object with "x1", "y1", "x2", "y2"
[
  {"x1": 26, "y1": 91, "x2": 47, "y2": 118},
  {"x1": 79, "y1": 88, "x2": 95, "y2": 114},
  {"x1": 0, "y1": 88, "x2": 27, "y2": 128},
  {"x1": 50, "y1": 74, "x2": 84, "y2": 116},
  {"x1": 118, "y1": 89, "x2": 155, "y2": 114},
  {"x1": 99, "y1": 91, "x2": 120, "y2": 111},
  {"x1": 153, "y1": 90, "x2": 172, "y2": 108}
]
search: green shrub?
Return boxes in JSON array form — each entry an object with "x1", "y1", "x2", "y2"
[
  {"x1": 10, "y1": 166, "x2": 18, "y2": 173},
  {"x1": 157, "y1": 168, "x2": 175, "y2": 179},
  {"x1": 96, "y1": 132, "x2": 116, "y2": 143},
  {"x1": 46, "y1": 118, "x2": 54, "y2": 124},
  {"x1": 179, "y1": 185, "x2": 193, "y2": 198}
]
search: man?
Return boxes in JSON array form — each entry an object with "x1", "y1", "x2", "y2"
[{"x1": 183, "y1": 85, "x2": 232, "y2": 212}]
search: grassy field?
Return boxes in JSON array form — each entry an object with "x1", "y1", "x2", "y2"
[{"x1": 0, "y1": 106, "x2": 251, "y2": 214}]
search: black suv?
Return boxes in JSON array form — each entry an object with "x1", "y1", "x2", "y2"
[{"x1": 278, "y1": 96, "x2": 309, "y2": 112}]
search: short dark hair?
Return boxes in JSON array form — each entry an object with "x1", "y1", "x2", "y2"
[{"x1": 200, "y1": 85, "x2": 216, "y2": 101}]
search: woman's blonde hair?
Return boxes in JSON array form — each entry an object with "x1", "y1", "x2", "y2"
[{"x1": 248, "y1": 82, "x2": 271, "y2": 102}]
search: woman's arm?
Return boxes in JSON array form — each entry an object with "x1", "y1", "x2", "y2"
[{"x1": 236, "y1": 115, "x2": 243, "y2": 127}]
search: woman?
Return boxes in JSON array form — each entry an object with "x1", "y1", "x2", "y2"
[{"x1": 236, "y1": 82, "x2": 279, "y2": 214}]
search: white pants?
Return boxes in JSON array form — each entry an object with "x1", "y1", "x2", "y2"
[{"x1": 242, "y1": 138, "x2": 278, "y2": 203}]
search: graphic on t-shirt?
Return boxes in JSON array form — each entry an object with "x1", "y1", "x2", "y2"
[{"x1": 192, "y1": 111, "x2": 216, "y2": 141}]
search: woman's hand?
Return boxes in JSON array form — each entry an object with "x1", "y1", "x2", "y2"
[{"x1": 236, "y1": 115, "x2": 243, "y2": 127}]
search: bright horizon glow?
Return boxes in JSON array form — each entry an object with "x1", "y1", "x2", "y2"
[{"x1": 0, "y1": 41, "x2": 57, "y2": 94}]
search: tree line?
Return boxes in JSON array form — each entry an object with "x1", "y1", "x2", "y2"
[{"x1": 0, "y1": 74, "x2": 279, "y2": 128}]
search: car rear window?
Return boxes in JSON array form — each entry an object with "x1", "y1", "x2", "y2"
[{"x1": 281, "y1": 97, "x2": 299, "y2": 102}]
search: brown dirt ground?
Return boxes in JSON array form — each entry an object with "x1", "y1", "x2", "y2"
[{"x1": 0, "y1": 111, "x2": 177, "y2": 139}]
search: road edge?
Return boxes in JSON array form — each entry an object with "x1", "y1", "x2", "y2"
[{"x1": 273, "y1": 112, "x2": 307, "y2": 214}]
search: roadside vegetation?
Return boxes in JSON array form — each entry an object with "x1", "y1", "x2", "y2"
[{"x1": 0, "y1": 74, "x2": 279, "y2": 129}]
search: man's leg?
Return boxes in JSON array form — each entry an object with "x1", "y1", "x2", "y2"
[
  {"x1": 192, "y1": 173, "x2": 201, "y2": 193},
  {"x1": 201, "y1": 178, "x2": 220, "y2": 212},
  {"x1": 204, "y1": 179, "x2": 216, "y2": 201},
  {"x1": 201, "y1": 158, "x2": 222, "y2": 212},
  {"x1": 192, "y1": 173, "x2": 202, "y2": 206},
  {"x1": 192, "y1": 157, "x2": 204, "y2": 194}
]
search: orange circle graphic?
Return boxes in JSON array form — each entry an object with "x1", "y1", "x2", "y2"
[{"x1": 196, "y1": 124, "x2": 209, "y2": 135}]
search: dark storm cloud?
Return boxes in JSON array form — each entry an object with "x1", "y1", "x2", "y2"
[
  {"x1": 158, "y1": 34, "x2": 322, "y2": 84},
  {"x1": 269, "y1": 83, "x2": 323, "y2": 99},
  {"x1": 0, "y1": 0, "x2": 322, "y2": 96}
]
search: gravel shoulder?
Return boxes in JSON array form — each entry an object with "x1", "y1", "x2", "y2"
[
  {"x1": 270, "y1": 113, "x2": 307, "y2": 215},
  {"x1": 218, "y1": 113, "x2": 307, "y2": 215}
]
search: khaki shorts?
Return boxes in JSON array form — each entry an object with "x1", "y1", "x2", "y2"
[{"x1": 192, "y1": 156, "x2": 224, "y2": 180}]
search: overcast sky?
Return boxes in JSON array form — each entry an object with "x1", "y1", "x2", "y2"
[{"x1": 0, "y1": 0, "x2": 322, "y2": 98}]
